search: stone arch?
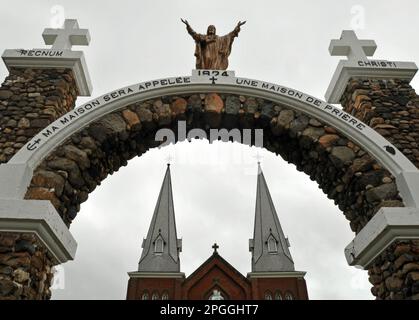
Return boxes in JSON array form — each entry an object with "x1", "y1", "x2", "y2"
[
  {"x1": 1, "y1": 76, "x2": 418, "y2": 300},
  {"x1": 22, "y1": 92, "x2": 403, "y2": 234}
]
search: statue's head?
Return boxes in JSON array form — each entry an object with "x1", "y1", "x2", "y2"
[{"x1": 207, "y1": 25, "x2": 216, "y2": 35}]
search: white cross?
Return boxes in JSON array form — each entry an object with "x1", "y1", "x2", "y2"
[
  {"x1": 42, "y1": 19, "x2": 90, "y2": 50},
  {"x1": 253, "y1": 151, "x2": 263, "y2": 174},
  {"x1": 329, "y1": 30, "x2": 377, "y2": 61}
]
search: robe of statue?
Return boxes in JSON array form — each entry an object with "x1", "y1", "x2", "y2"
[{"x1": 189, "y1": 29, "x2": 239, "y2": 70}]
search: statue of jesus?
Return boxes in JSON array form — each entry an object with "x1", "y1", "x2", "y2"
[{"x1": 181, "y1": 19, "x2": 246, "y2": 70}]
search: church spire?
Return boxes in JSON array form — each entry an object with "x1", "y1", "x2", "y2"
[
  {"x1": 138, "y1": 164, "x2": 182, "y2": 272},
  {"x1": 249, "y1": 163, "x2": 295, "y2": 272}
]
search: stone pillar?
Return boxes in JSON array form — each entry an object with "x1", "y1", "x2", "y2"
[
  {"x1": 0, "y1": 66, "x2": 80, "y2": 300},
  {"x1": 326, "y1": 30, "x2": 419, "y2": 300},
  {"x1": 341, "y1": 79, "x2": 419, "y2": 300},
  {"x1": 0, "y1": 66, "x2": 78, "y2": 300},
  {"x1": 0, "y1": 232, "x2": 54, "y2": 299},
  {"x1": 0, "y1": 19, "x2": 91, "y2": 300},
  {"x1": 0, "y1": 67, "x2": 77, "y2": 163}
]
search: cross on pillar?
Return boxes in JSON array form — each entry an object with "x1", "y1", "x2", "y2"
[
  {"x1": 212, "y1": 243, "x2": 219, "y2": 253},
  {"x1": 329, "y1": 30, "x2": 377, "y2": 61},
  {"x1": 42, "y1": 19, "x2": 90, "y2": 50}
]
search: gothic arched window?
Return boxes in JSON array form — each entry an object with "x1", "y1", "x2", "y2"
[
  {"x1": 152, "y1": 292, "x2": 159, "y2": 300},
  {"x1": 162, "y1": 292, "x2": 169, "y2": 300},
  {"x1": 285, "y1": 292, "x2": 294, "y2": 300},
  {"x1": 141, "y1": 292, "x2": 149, "y2": 300},
  {"x1": 264, "y1": 291, "x2": 273, "y2": 300},
  {"x1": 275, "y1": 291, "x2": 282, "y2": 300},
  {"x1": 267, "y1": 236, "x2": 278, "y2": 253},
  {"x1": 154, "y1": 237, "x2": 164, "y2": 253}
]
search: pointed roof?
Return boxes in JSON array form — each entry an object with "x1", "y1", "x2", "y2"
[
  {"x1": 249, "y1": 163, "x2": 295, "y2": 272},
  {"x1": 182, "y1": 247, "x2": 252, "y2": 300},
  {"x1": 138, "y1": 164, "x2": 182, "y2": 272}
]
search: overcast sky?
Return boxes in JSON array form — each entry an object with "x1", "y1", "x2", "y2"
[{"x1": 1, "y1": 0, "x2": 418, "y2": 300}]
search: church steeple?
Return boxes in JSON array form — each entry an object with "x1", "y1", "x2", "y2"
[
  {"x1": 249, "y1": 163, "x2": 295, "y2": 272},
  {"x1": 138, "y1": 164, "x2": 182, "y2": 272}
]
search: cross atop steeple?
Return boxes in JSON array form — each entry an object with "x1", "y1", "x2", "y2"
[
  {"x1": 165, "y1": 154, "x2": 173, "y2": 166},
  {"x1": 212, "y1": 243, "x2": 219, "y2": 253},
  {"x1": 253, "y1": 151, "x2": 263, "y2": 163},
  {"x1": 329, "y1": 30, "x2": 376, "y2": 61},
  {"x1": 42, "y1": 19, "x2": 90, "y2": 50},
  {"x1": 253, "y1": 152, "x2": 263, "y2": 174}
]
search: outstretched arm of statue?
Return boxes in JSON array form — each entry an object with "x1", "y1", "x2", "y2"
[
  {"x1": 232, "y1": 21, "x2": 246, "y2": 37},
  {"x1": 181, "y1": 18, "x2": 200, "y2": 40}
]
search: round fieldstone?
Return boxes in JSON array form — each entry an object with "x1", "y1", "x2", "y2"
[
  {"x1": 6, "y1": 119, "x2": 17, "y2": 127},
  {"x1": 330, "y1": 146, "x2": 355, "y2": 166},
  {"x1": 13, "y1": 269, "x2": 30, "y2": 283},
  {"x1": 97, "y1": 113, "x2": 126, "y2": 134},
  {"x1": 309, "y1": 118, "x2": 322, "y2": 127},
  {"x1": 0, "y1": 279, "x2": 16, "y2": 296},
  {"x1": 152, "y1": 100, "x2": 171, "y2": 125},
  {"x1": 0, "y1": 90, "x2": 13, "y2": 100},
  {"x1": 277, "y1": 110, "x2": 294, "y2": 128},
  {"x1": 32, "y1": 170, "x2": 65, "y2": 196},
  {"x1": 243, "y1": 97, "x2": 258, "y2": 113},
  {"x1": 17, "y1": 118, "x2": 30, "y2": 129},
  {"x1": 319, "y1": 134, "x2": 339, "y2": 148},
  {"x1": 171, "y1": 98, "x2": 187, "y2": 115},
  {"x1": 62, "y1": 145, "x2": 90, "y2": 169},
  {"x1": 382, "y1": 176, "x2": 392, "y2": 184},
  {"x1": 187, "y1": 95, "x2": 202, "y2": 111},
  {"x1": 205, "y1": 93, "x2": 223, "y2": 113},
  {"x1": 15, "y1": 240, "x2": 35, "y2": 255},
  {"x1": 135, "y1": 107, "x2": 153, "y2": 123},
  {"x1": 225, "y1": 96, "x2": 241, "y2": 114},
  {"x1": 302, "y1": 127, "x2": 325, "y2": 141},
  {"x1": 365, "y1": 183, "x2": 398, "y2": 203},
  {"x1": 122, "y1": 109, "x2": 140, "y2": 127}
]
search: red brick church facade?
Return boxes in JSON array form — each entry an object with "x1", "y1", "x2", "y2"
[
  {"x1": 127, "y1": 250, "x2": 308, "y2": 300},
  {"x1": 126, "y1": 164, "x2": 308, "y2": 300}
]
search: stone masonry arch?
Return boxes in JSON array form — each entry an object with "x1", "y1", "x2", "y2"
[
  {"x1": 0, "y1": 70, "x2": 419, "y2": 300},
  {"x1": 21, "y1": 92, "x2": 403, "y2": 235}
]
